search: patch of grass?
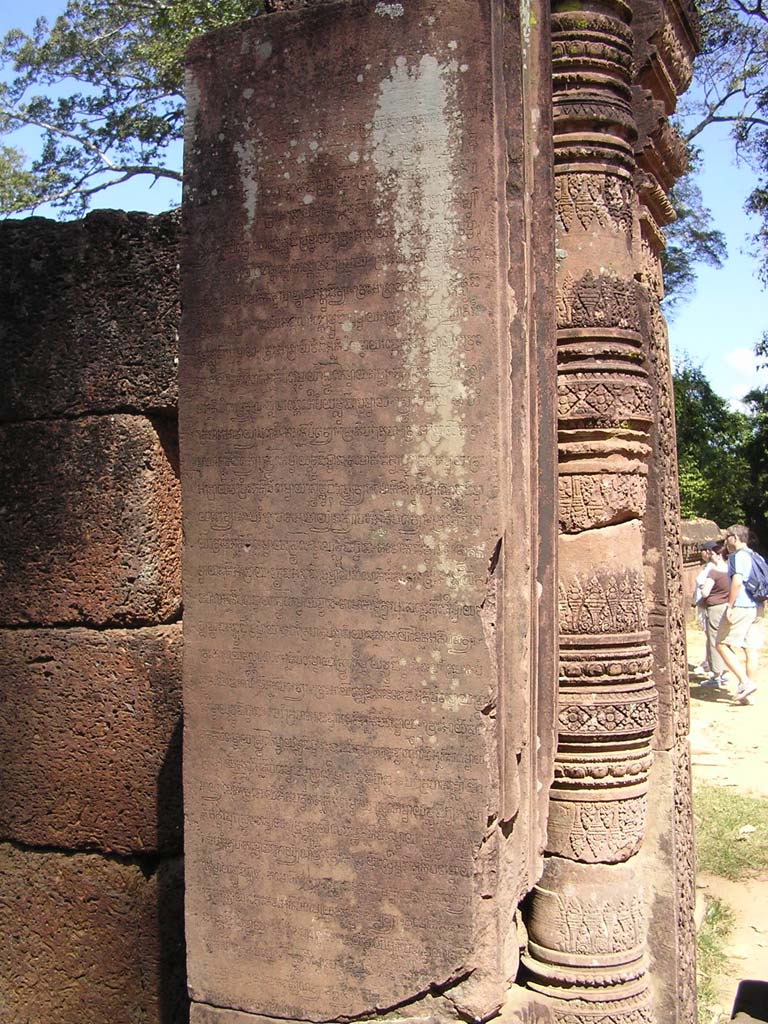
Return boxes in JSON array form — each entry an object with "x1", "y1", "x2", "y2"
[
  {"x1": 694, "y1": 783, "x2": 768, "y2": 880},
  {"x1": 697, "y1": 897, "x2": 735, "y2": 1024}
]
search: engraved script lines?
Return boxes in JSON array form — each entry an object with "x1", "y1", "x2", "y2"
[
  {"x1": 371, "y1": 54, "x2": 472, "y2": 472},
  {"x1": 370, "y1": 52, "x2": 490, "y2": 598}
]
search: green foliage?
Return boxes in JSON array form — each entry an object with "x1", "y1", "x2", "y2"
[
  {"x1": 741, "y1": 384, "x2": 768, "y2": 547},
  {"x1": 673, "y1": 356, "x2": 751, "y2": 524},
  {"x1": 696, "y1": 896, "x2": 735, "y2": 1024},
  {"x1": 0, "y1": 0, "x2": 263, "y2": 215},
  {"x1": 0, "y1": 144, "x2": 39, "y2": 209},
  {"x1": 694, "y1": 783, "x2": 768, "y2": 880},
  {"x1": 746, "y1": 180, "x2": 768, "y2": 285},
  {"x1": 677, "y1": 451, "x2": 711, "y2": 519}
]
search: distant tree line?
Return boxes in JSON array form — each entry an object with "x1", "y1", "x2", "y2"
[{"x1": 673, "y1": 356, "x2": 768, "y2": 548}]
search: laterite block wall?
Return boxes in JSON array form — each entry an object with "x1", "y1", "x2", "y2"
[{"x1": 0, "y1": 210, "x2": 187, "y2": 1023}]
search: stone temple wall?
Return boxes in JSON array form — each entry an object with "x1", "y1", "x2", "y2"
[{"x1": 0, "y1": 210, "x2": 188, "y2": 1024}]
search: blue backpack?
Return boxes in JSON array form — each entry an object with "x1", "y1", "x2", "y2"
[{"x1": 744, "y1": 548, "x2": 768, "y2": 603}]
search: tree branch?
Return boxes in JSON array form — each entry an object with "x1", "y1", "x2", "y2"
[
  {"x1": 39, "y1": 163, "x2": 182, "y2": 207},
  {"x1": 4, "y1": 112, "x2": 123, "y2": 170},
  {"x1": 734, "y1": 0, "x2": 768, "y2": 23},
  {"x1": 686, "y1": 112, "x2": 768, "y2": 143}
]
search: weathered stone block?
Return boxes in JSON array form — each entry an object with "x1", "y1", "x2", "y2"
[
  {"x1": 0, "y1": 210, "x2": 179, "y2": 421},
  {"x1": 190, "y1": 990, "x2": 555, "y2": 1024},
  {"x1": 0, "y1": 625, "x2": 182, "y2": 854},
  {"x1": 0, "y1": 844, "x2": 187, "y2": 1024},
  {"x1": 0, "y1": 414, "x2": 181, "y2": 626}
]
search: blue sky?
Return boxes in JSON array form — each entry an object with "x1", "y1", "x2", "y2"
[
  {"x1": 667, "y1": 120, "x2": 768, "y2": 407},
  {"x1": 1, "y1": 1, "x2": 183, "y2": 214},
  {"x1": 2, "y1": 0, "x2": 766, "y2": 406}
]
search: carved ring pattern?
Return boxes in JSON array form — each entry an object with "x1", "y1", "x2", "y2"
[
  {"x1": 547, "y1": 797, "x2": 647, "y2": 863},
  {"x1": 559, "y1": 647, "x2": 653, "y2": 682},
  {"x1": 554, "y1": 754, "x2": 653, "y2": 783},
  {"x1": 558, "y1": 696, "x2": 657, "y2": 734},
  {"x1": 531, "y1": 887, "x2": 646, "y2": 954},
  {"x1": 558, "y1": 379, "x2": 653, "y2": 422}
]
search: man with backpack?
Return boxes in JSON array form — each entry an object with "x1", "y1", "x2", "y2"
[{"x1": 715, "y1": 524, "x2": 768, "y2": 704}]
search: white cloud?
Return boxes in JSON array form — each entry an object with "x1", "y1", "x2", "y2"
[{"x1": 719, "y1": 348, "x2": 768, "y2": 409}]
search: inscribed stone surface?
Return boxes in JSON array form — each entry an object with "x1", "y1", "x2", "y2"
[{"x1": 181, "y1": 0, "x2": 531, "y2": 1018}]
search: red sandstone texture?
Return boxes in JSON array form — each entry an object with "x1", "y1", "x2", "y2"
[
  {"x1": 0, "y1": 210, "x2": 179, "y2": 421},
  {"x1": 0, "y1": 625, "x2": 182, "y2": 854},
  {"x1": 0, "y1": 844, "x2": 186, "y2": 1024},
  {"x1": 190, "y1": 999, "x2": 555, "y2": 1024},
  {"x1": 180, "y1": 0, "x2": 555, "y2": 1019},
  {"x1": 0, "y1": 414, "x2": 181, "y2": 626}
]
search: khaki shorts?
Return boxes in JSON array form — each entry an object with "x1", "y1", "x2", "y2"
[{"x1": 716, "y1": 605, "x2": 765, "y2": 650}]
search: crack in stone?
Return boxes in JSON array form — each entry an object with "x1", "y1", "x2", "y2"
[{"x1": 200, "y1": 970, "x2": 479, "y2": 1024}]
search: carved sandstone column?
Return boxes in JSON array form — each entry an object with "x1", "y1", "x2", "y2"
[{"x1": 522, "y1": 0, "x2": 658, "y2": 1019}]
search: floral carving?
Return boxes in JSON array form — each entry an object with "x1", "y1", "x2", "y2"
[
  {"x1": 658, "y1": 17, "x2": 694, "y2": 94},
  {"x1": 643, "y1": 244, "x2": 697, "y2": 1021},
  {"x1": 558, "y1": 695, "x2": 657, "y2": 735},
  {"x1": 638, "y1": 230, "x2": 664, "y2": 301}
]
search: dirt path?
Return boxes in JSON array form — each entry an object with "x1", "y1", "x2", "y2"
[{"x1": 688, "y1": 625, "x2": 768, "y2": 1018}]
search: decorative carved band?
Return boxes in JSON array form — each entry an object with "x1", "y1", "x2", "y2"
[
  {"x1": 527, "y1": 871, "x2": 646, "y2": 956},
  {"x1": 552, "y1": 0, "x2": 636, "y2": 168},
  {"x1": 557, "y1": 270, "x2": 641, "y2": 332},
  {"x1": 555, "y1": 172, "x2": 633, "y2": 234},
  {"x1": 523, "y1": 859, "x2": 652, "y2": 1019},
  {"x1": 554, "y1": 747, "x2": 654, "y2": 780},
  {"x1": 558, "y1": 690, "x2": 658, "y2": 736},
  {"x1": 559, "y1": 645, "x2": 653, "y2": 684},
  {"x1": 558, "y1": 570, "x2": 647, "y2": 637},
  {"x1": 544, "y1": 1003, "x2": 653, "y2": 1024},
  {"x1": 557, "y1": 376, "x2": 653, "y2": 425},
  {"x1": 559, "y1": 473, "x2": 647, "y2": 533}
]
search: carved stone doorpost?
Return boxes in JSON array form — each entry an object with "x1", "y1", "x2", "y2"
[{"x1": 633, "y1": 0, "x2": 700, "y2": 1018}]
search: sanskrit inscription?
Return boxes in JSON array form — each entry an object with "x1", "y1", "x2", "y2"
[{"x1": 181, "y1": 0, "x2": 525, "y2": 1018}]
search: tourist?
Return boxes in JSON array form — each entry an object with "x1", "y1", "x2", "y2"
[
  {"x1": 715, "y1": 524, "x2": 764, "y2": 704},
  {"x1": 696, "y1": 541, "x2": 731, "y2": 689},
  {"x1": 692, "y1": 541, "x2": 717, "y2": 676}
]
